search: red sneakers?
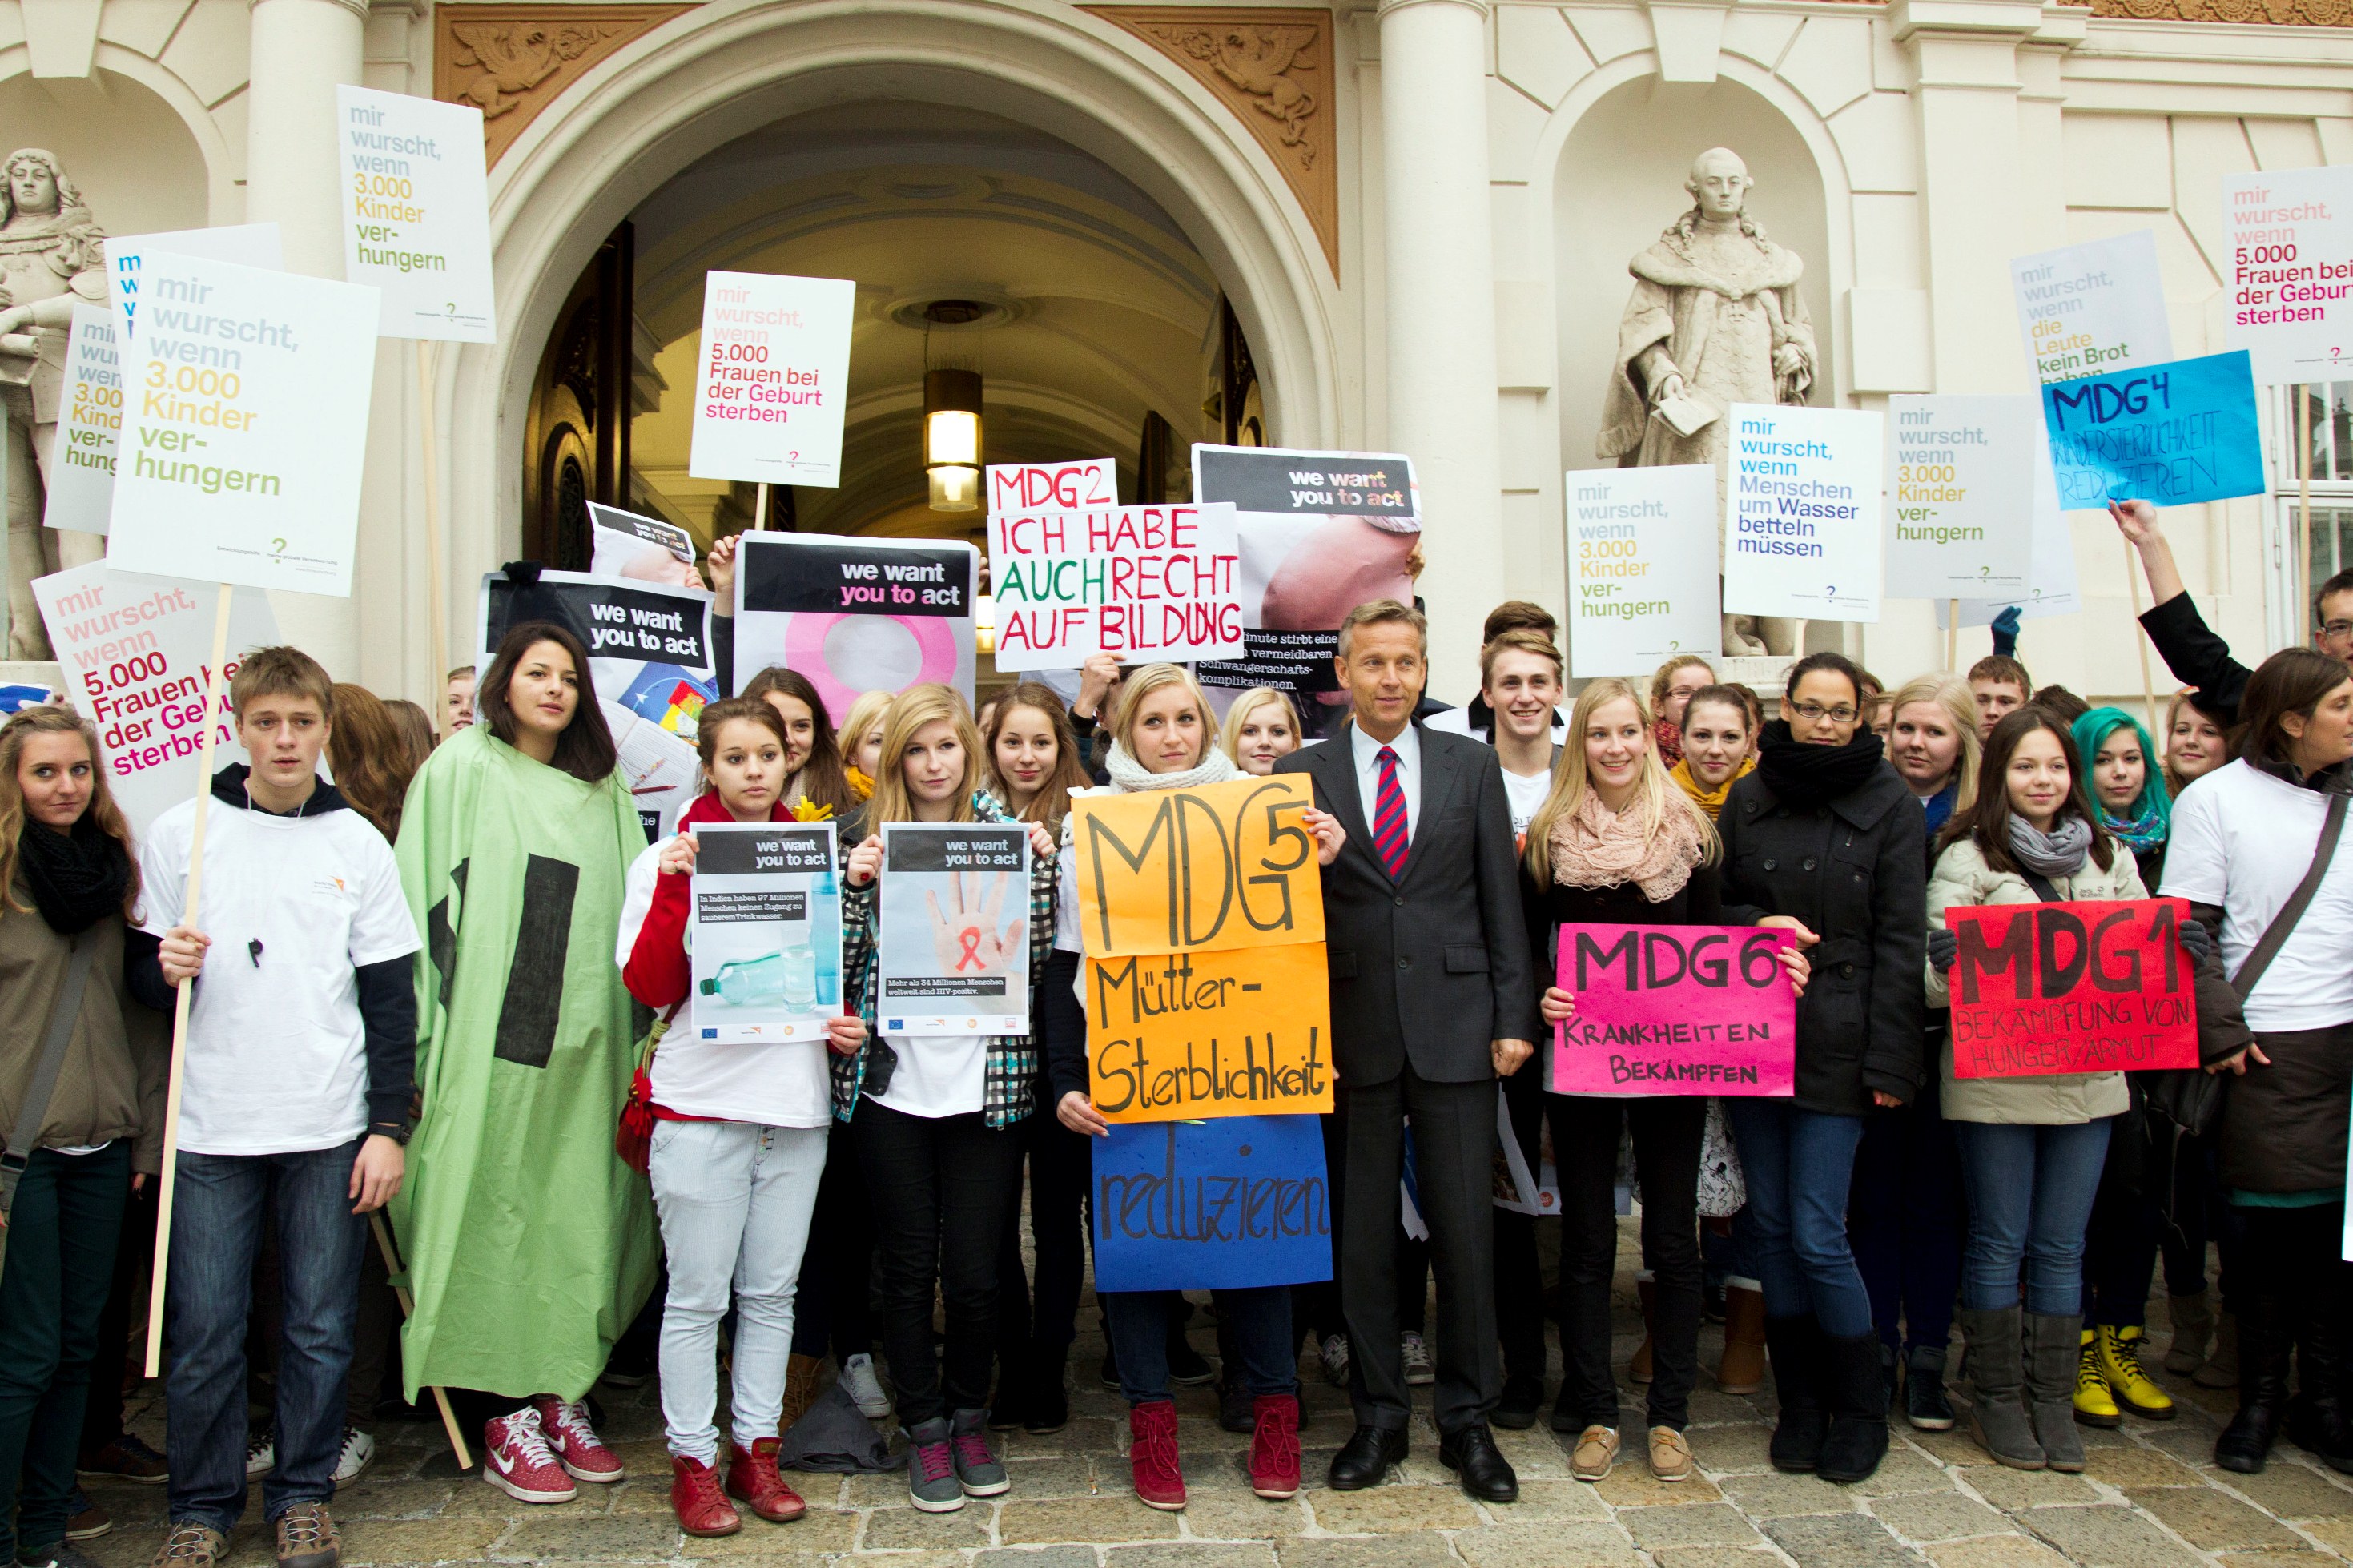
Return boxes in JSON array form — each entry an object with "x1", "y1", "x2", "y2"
[
  {"x1": 725, "y1": 1438, "x2": 807, "y2": 1523},
  {"x1": 670, "y1": 1455, "x2": 742, "y2": 1537},
  {"x1": 532, "y1": 1395, "x2": 625, "y2": 1483},
  {"x1": 1249, "y1": 1394, "x2": 1302, "y2": 1499},
  {"x1": 481, "y1": 1408, "x2": 576, "y2": 1504},
  {"x1": 1128, "y1": 1400, "x2": 1186, "y2": 1510}
]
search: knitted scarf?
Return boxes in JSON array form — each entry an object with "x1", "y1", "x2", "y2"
[
  {"x1": 1755, "y1": 721, "x2": 1883, "y2": 810},
  {"x1": 1547, "y1": 789, "x2": 1707, "y2": 903},
  {"x1": 17, "y1": 814, "x2": 131, "y2": 935},
  {"x1": 2006, "y1": 814, "x2": 2094, "y2": 879},
  {"x1": 1103, "y1": 740, "x2": 1239, "y2": 795},
  {"x1": 1669, "y1": 755, "x2": 1753, "y2": 822},
  {"x1": 1653, "y1": 717, "x2": 1685, "y2": 767}
]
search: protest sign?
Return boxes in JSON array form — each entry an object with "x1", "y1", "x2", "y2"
[
  {"x1": 987, "y1": 459, "x2": 1117, "y2": 516},
  {"x1": 733, "y1": 532, "x2": 976, "y2": 711},
  {"x1": 1551, "y1": 923, "x2": 1796, "y2": 1096},
  {"x1": 335, "y1": 86, "x2": 495, "y2": 343},
  {"x1": 1563, "y1": 464, "x2": 1720, "y2": 677},
  {"x1": 108, "y1": 224, "x2": 283, "y2": 345},
  {"x1": 2011, "y1": 231, "x2": 2174, "y2": 386},
  {"x1": 1938, "y1": 438, "x2": 2082, "y2": 629},
  {"x1": 687, "y1": 271, "x2": 855, "y2": 488},
  {"x1": 1945, "y1": 898, "x2": 2198, "y2": 1078},
  {"x1": 1068, "y1": 774, "x2": 1325, "y2": 958},
  {"x1": 1091, "y1": 1113, "x2": 1333, "y2": 1293},
  {"x1": 33, "y1": 562, "x2": 277, "y2": 834},
  {"x1": 1087, "y1": 943, "x2": 1333, "y2": 1121},
  {"x1": 1491, "y1": 1089, "x2": 1559, "y2": 1216},
  {"x1": 2223, "y1": 167, "x2": 2353, "y2": 385},
  {"x1": 690, "y1": 822, "x2": 843, "y2": 1044},
  {"x1": 987, "y1": 503, "x2": 1243, "y2": 670},
  {"x1": 106, "y1": 255, "x2": 379, "y2": 596},
  {"x1": 2041, "y1": 352, "x2": 2264, "y2": 511},
  {"x1": 588, "y1": 501, "x2": 702, "y2": 588},
  {"x1": 44, "y1": 303, "x2": 119, "y2": 534},
  {"x1": 876, "y1": 824, "x2": 1032, "y2": 1037},
  {"x1": 1190, "y1": 444, "x2": 1419, "y2": 714},
  {"x1": 1884, "y1": 396, "x2": 2035, "y2": 599},
  {"x1": 1721, "y1": 404, "x2": 1884, "y2": 623}
]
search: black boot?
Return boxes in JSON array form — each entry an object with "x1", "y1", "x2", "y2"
[
  {"x1": 1763, "y1": 1315, "x2": 1828, "y2": 1473},
  {"x1": 1817, "y1": 1330, "x2": 1890, "y2": 1484},
  {"x1": 2218, "y1": 1293, "x2": 2292, "y2": 1474},
  {"x1": 1905, "y1": 1343, "x2": 1955, "y2": 1431},
  {"x1": 2288, "y1": 1289, "x2": 2353, "y2": 1474},
  {"x1": 1025, "y1": 1343, "x2": 1069, "y2": 1435}
]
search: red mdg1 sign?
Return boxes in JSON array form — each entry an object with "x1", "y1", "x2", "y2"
[{"x1": 1946, "y1": 897, "x2": 2198, "y2": 1078}]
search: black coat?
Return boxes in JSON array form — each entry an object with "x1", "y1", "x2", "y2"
[
  {"x1": 1276, "y1": 726, "x2": 1543, "y2": 1085},
  {"x1": 1718, "y1": 762, "x2": 1926, "y2": 1116}
]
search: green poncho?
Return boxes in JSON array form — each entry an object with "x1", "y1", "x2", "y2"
[{"x1": 389, "y1": 726, "x2": 658, "y2": 1401}]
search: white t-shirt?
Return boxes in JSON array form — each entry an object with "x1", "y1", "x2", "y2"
[
  {"x1": 867, "y1": 1032, "x2": 987, "y2": 1119},
  {"x1": 1502, "y1": 767, "x2": 1551, "y2": 842},
  {"x1": 615, "y1": 842, "x2": 835, "y2": 1128},
  {"x1": 2161, "y1": 758, "x2": 2353, "y2": 1031},
  {"x1": 139, "y1": 793, "x2": 419, "y2": 1156}
]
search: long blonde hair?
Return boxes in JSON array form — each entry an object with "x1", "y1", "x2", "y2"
[
  {"x1": 0, "y1": 706, "x2": 140, "y2": 921},
  {"x1": 1523, "y1": 678, "x2": 1716, "y2": 884},
  {"x1": 1108, "y1": 664, "x2": 1217, "y2": 768},
  {"x1": 1217, "y1": 686, "x2": 1301, "y2": 765},
  {"x1": 1883, "y1": 674, "x2": 1981, "y2": 811},
  {"x1": 863, "y1": 684, "x2": 983, "y2": 826}
]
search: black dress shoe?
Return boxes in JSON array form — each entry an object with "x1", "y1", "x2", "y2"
[
  {"x1": 1327, "y1": 1425, "x2": 1408, "y2": 1490},
  {"x1": 1493, "y1": 1377, "x2": 1543, "y2": 1431},
  {"x1": 1438, "y1": 1422, "x2": 1518, "y2": 1502}
]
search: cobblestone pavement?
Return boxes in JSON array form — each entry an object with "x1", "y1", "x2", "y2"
[{"x1": 72, "y1": 1232, "x2": 2353, "y2": 1568}]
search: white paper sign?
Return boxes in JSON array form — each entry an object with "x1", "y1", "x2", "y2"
[
  {"x1": 32, "y1": 561, "x2": 279, "y2": 834},
  {"x1": 688, "y1": 271, "x2": 855, "y2": 488},
  {"x1": 876, "y1": 823, "x2": 1033, "y2": 1037},
  {"x1": 336, "y1": 85, "x2": 496, "y2": 343},
  {"x1": 1937, "y1": 440, "x2": 2081, "y2": 629},
  {"x1": 2223, "y1": 167, "x2": 2353, "y2": 386},
  {"x1": 1563, "y1": 464, "x2": 1721, "y2": 677},
  {"x1": 587, "y1": 501, "x2": 703, "y2": 588},
  {"x1": 987, "y1": 503, "x2": 1244, "y2": 671},
  {"x1": 691, "y1": 822, "x2": 844, "y2": 1043},
  {"x1": 107, "y1": 255, "x2": 380, "y2": 596},
  {"x1": 733, "y1": 533, "x2": 977, "y2": 712},
  {"x1": 2010, "y1": 232, "x2": 2173, "y2": 387},
  {"x1": 1884, "y1": 395, "x2": 2037, "y2": 598},
  {"x1": 1722, "y1": 404, "x2": 1884, "y2": 623},
  {"x1": 987, "y1": 459, "x2": 1118, "y2": 516},
  {"x1": 44, "y1": 303, "x2": 120, "y2": 534},
  {"x1": 108, "y1": 223, "x2": 283, "y2": 344}
]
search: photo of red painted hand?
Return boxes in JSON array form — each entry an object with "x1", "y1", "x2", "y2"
[{"x1": 927, "y1": 870, "x2": 1025, "y2": 975}]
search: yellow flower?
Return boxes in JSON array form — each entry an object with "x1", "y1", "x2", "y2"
[{"x1": 791, "y1": 798, "x2": 835, "y2": 822}]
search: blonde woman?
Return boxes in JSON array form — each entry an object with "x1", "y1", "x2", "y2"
[
  {"x1": 837, "y1": 686, "x2": 1057, "y2": 1512},
  {"x1": 837, "y1": 691, "x2": 894, "y2": 802},
  {"x1": 1218, "y1": 687, "x2": 1304, "y2": 777},
  {"x1": 1525, "y1": 680, "x2": 1807, "y2": 1484},
  {"x1": 1884, "y1": 676, "x2": 1981, "y2": 842}
]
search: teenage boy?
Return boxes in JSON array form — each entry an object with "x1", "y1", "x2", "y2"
[
  {"x1": 134, "y1": 649, "x2": 419, "y2": 1568},
  {"x1": 1965, "y1": 656, "x2": 2032, "y2": 739},
  {"x1": 1426, "y1": 602, "x2": 1570, "y2": 746}
]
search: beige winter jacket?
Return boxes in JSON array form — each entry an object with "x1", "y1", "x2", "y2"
[
  {"x1": 0, "y1": 882, "x2": 167, "y2": 1172},
  {"x1": 1925, "y1": 834, "x2": 2146, "y2": 1125}
]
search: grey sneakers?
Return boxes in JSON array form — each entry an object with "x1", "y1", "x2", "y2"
[{"x1": 951, "y1": 1409, "x2": 1010, "y2": 1496}]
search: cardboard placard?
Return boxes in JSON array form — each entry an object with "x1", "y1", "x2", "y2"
[
  {"x1": 687, "y1": 271, "x2": 855, "y2": 488},
  {"x1": 1721, "y1": 404, "x2": 1884, "y2": 623},
  {"x1": 876, "y1": 824, "x2": 1032, "y2": 1037},
  {"x1": 1884, "y1": 395, "x2": 2036, "y2": 598},
  {"x1": 690, "y1": 822, "x2": 843, "y2": 1044},
  {"x1": 2223, "y1": 166, "x2": 2353, "y2": 386},
  {"x1": 2010, "y1": 231, "x2": 2174, "y2": 387},
  {"x1": 45, "y1": 303, "x2": 119, "y2": 534},
  {"x1": 1086, "y1": 943, "x2": 1333, "y2": 1120},
  {"x1": 335, "y1": 86, "x2": 496, "y2": 343},
  {"x1": 1067, "y1": 774, "x2": 1325, "y2": 959},
  {"x1": 1938, "y1": 439, "x2": 2082, "y2": 629},
  {"x1": 987, "y1": 503, "x2": 1244, "y2": 670},
  {"x1": 588, "y1": 501, "x2": 702, "y2": 588},
  {"x1": 1091, "y1": 1114, "x2": 1333, "y2": 1292},
  {"x1": 1551, "y1": 923, "x2": 1797, "y2": 1096},
  {"x1": 107, "y1": 223, "x2": 282, "y2": 345},
  {"x1": 1563, "y1": 464, "x2": 1722, "y2": 677},
  {"x1": 2041, "y1": 352, "x2": 2265, "y2": 511},
  {"x1": 987, "y1": 459, "x2": 1117, "y2": 516},
  {"x1": 732, "y1": 532, "x2": 977, "y2": 711},
  {"x1": 1945, "y1": 898, "x2": 2198, "y2": 1078}
]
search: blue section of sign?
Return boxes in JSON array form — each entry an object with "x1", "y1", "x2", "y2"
[
  {"x1": 2040, "y1": 351, "x2": 2265, "y2": 510},
  {"x1": 1091, "y1": 1114, "x2": 1333, "y2": 1293}
]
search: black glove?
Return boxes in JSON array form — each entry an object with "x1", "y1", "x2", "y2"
[
  {"x1": 499, "y1": 559, "x2": 545, "y2": 587},
  {"x1": 2178, "y1": 919, "x2": 2214, "y2": 964},
  {"x1": 1927, "y1": 928, "x2": 1958, "y2": 973}
]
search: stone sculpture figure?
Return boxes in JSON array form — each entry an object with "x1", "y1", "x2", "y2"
[
  {"x1": 1599, "y1": 147, "x2": 1817, "y2": 658},
  {"x1": 0, "y1": 148, "x2": 111, "y2": 661}
]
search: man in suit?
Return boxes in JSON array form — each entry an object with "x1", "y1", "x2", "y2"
[{"x1": 1274, "y1": 599, "x2": 1540, "y2": 1502}]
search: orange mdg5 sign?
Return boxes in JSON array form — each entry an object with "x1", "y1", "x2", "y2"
[{"x1": 1070, "y1": 776, "x2": 1331, "y2": 1120}]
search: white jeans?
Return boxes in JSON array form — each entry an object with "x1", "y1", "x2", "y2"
[{"x1": 648, "y1": 1118, "x2": 829, "y2": 1463}]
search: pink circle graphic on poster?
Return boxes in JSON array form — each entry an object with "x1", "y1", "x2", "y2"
[{"x1": 785, "y1": 613, "x2": 956, "y2": 714}]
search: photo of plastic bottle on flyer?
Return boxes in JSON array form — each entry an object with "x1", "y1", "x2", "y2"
[
  {"x1": 877, "y1": 822, "x2": 1032, "y2": 1036},
  {"x1": 690, "y1": 821, "x2": 843, "y2": 1043}
]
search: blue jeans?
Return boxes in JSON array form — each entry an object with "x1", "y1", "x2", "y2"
[
  {"x1": 165, "y1": 1141, "x2": 365, "y2": 1533},
  {"x1": 1953, "y1": 1118, "x2": 2111, "y2": 1315},
  {"x1": 1848, "y1": 1074, "x2": 1966, "y2": 1356},
  {"x1": 1103, "y1": 1287, "x2": 1293, "y2": 1406},
  {"x1": 1724, "y1": 1100, "x2": 1872, "y2": 1337}
]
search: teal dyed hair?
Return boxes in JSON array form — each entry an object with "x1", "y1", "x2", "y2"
[{"x1": 2070, "y1": 706, "x2": 2170, "y2": 836}]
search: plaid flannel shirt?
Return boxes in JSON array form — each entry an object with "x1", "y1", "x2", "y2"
[{"x1": 832, "y1": 791, "x2": 1056, "y2": 1128}]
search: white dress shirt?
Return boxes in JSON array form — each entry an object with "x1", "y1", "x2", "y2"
[{"x1": 1350, "y1": 720, "x2": 1422, "y2": 845}]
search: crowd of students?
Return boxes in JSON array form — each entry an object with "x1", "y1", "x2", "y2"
[{"x1": 2, "y1": 492, "x2": 2350, "y2": 1568}]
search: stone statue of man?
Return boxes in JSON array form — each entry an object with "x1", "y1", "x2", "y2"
[
  {"x1": 1599, "y1": 147, "x2": 1817, "y2": 657},
  {"x1": 0, "y1": 148, "x2": 111, "y2": 661}
]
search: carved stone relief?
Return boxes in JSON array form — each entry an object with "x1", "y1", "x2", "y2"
[{"x1": 436, "y1": 5, "x2": 693, "y2": 166}]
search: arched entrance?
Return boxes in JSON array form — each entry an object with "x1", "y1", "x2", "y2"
[{"x1": 440, "y1": 0, "x2": 1343, "y2": 584}]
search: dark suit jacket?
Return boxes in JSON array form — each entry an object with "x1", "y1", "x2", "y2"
[
  {"x1": 2138, "y1": 593, "x2": 2247, "y2": 726},
  {"x1": 1276, "y1": 725, "x2": 1543, "y2": 1086}
]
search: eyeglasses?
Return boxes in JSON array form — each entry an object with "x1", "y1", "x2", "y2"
[
  {"x1": 2321, "y1": 621, "x2": 2353, "y2": 641},
  {"x1": 1790, "y1": 702, "x2": 1860, "y2": 724}
]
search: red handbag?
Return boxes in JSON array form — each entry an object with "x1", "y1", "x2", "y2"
[{"x1": 616, "y1": 1003, "x2": 682, "y2": 1175}]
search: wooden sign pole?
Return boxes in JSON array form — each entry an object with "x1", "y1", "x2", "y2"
[
  {"x1": 368, "y1": 1212, "x2": 473, "y2": 1468},
  {"x1": 2124, "y1": 543, "x2": 2158, "y2": 738},
  {"x1": 2299, "y1": 387, "x2": 2315, "y2": 646},
  {"x1": 416, "y1": 342, "x2": 449, "y2": 694},
  {"x1": 143, "y1": 584, "x2": 234, "y2": 1379},
  {"x1": 1945, "y1": 598, "x2": 1959, "y2": 673}
]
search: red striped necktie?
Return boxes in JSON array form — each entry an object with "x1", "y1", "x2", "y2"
[{"x1": 1373, "y1": 745, "x2": 1410, "y2": 878}]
